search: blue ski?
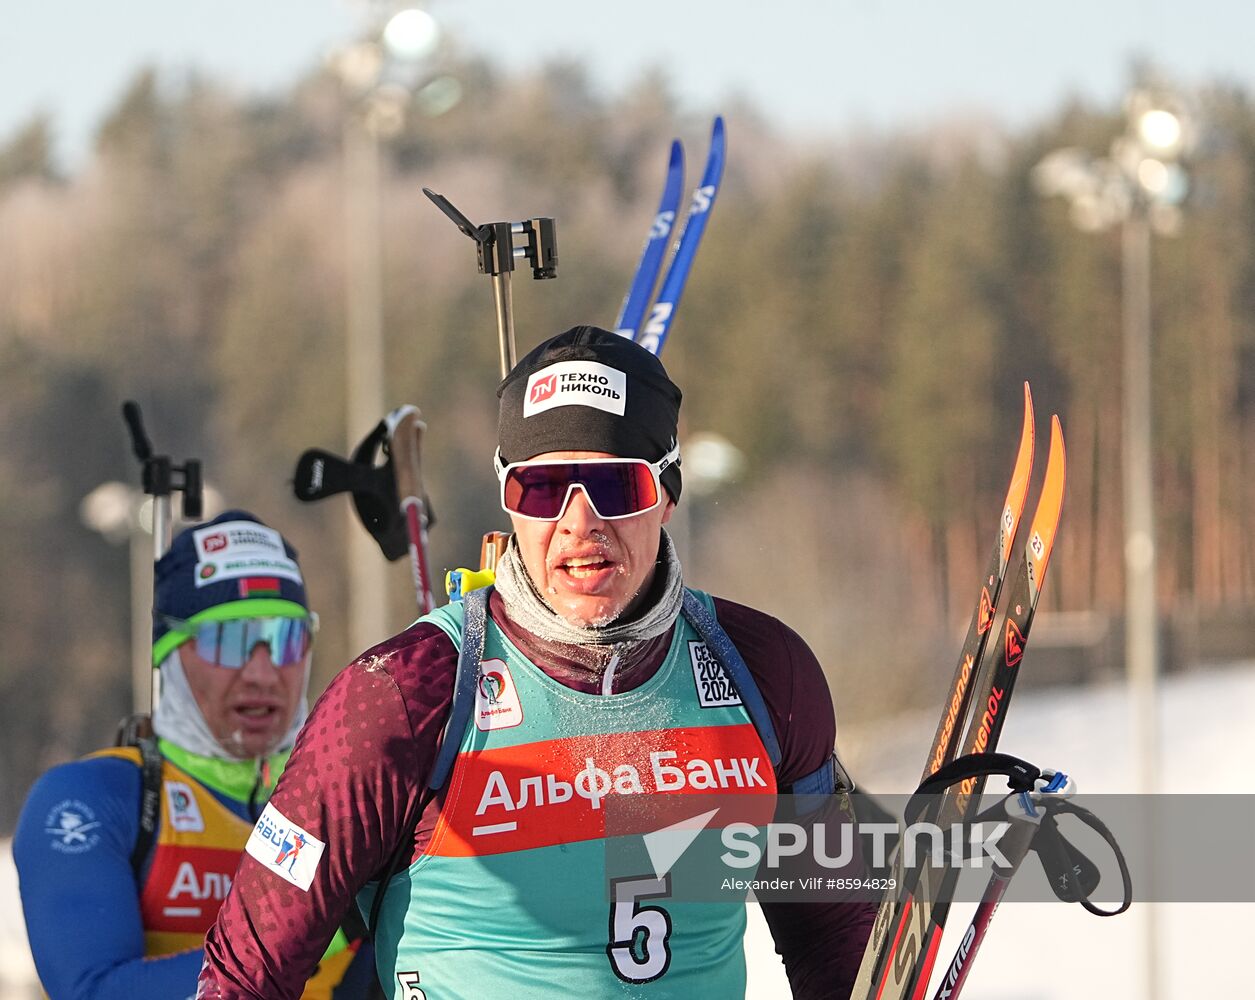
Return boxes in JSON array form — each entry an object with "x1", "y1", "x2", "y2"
[
  {"x1": 615, "y1": 140, "x2": 685, "y2": 340},
  {"x1": 636, "y1": 115, "x2": 726, "y2": 356}
]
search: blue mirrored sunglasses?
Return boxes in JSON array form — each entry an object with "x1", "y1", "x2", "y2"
[{"x1": 162, "y1": 615, "x2": 316, "y2": 669}]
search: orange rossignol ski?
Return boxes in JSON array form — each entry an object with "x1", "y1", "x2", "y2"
[
  {"x1": 899, "y1": 416, "x2": 1067, "y2": 1000},
  {"x1": 923, "y1": 383, "x2": 1035, "y2": 781},
  {"x1": 853, "y1": 385, "x2": 1033, "y2": 995},
  {"x1": 855, "y1": 405, "x2": 1067, "y2": 1000}
]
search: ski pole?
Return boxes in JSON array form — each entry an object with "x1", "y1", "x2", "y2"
[
  {"x1": 386, "y1": 405, "x2": 436, "y2": 615},
  {"x1": 422, "y1": 186, "x2": 558, "y2": 588},
  {"x1": 930, "y1": 773, "x2": 1131, "y2": 1000},
  {"x1": 929, "y1": 776, "x2": 1065, "y2": 1000},
  {"x1": 422, "y1": 187, "x2": 557, "y2": 378},
  {"x1": 121, "y1": 401, "x2": 203, "y2": 716},
  {"x1": 293, "y1": 408, "x2": 439, "y2": 614}
]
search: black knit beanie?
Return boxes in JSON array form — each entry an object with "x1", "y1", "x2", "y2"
[{"x1": 497, "y1": 326, "x2": 683, "y2": 501}]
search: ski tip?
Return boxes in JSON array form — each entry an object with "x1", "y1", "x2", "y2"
[
  {"x1": 1017, "y1": 381, "x2": 1035, "y2": 473},
  {"x1": 1001, "y1": 381, "x2": 1036, "y2": 536},
  {"x1": 668, "y1": 138, "x2": 683, "y2": 170},
  {"x1": 1019, "y1": 381, "x2": 1035, "y2": 452},
  {"x1": 1048, "y1": 414, "x2": 1065, "y2": 486},
  {"x1": 1038, "y1": 413, "x2": 1066, "y2": 534},
  {"x1": 1026, "y1": 414, "x2": 1067, "y2": 583},
  {"x1": 710, "y1": 115, "x2": 727, "y2": 154},
  {"x1": 1047, "y1": 413, "x2": 1064, "y2": 465}
]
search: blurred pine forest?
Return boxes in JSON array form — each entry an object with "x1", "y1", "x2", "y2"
[{"x1": 3, "y1": 56, "x2": 1255, "y2": 832}]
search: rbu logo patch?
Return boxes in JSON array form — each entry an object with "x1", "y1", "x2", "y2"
[
  {"x1": 245, "y1": 803, "x2": 325, "y2": 892},
  {"x1": 689, "y1": 641, "x2": 743, "y2": 708}
]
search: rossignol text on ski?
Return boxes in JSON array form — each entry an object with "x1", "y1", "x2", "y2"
[{"x1": 854, "y1": 389, "x2": 1068, "y2": 1000}]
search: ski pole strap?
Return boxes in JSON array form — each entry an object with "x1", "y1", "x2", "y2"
[
  {"x1": 293, "y1": 417, "x2": 438, "y2": 562},
  {"x1": 680, "y1": 590, "x2": 782, "y2": 769},
  {"x1": 1034, "y1": 800, "x2": 1132, "y2": 916},
  {"x1": 905, "y1": 752, "x2": 1042, "y2": 825},
  {"x1": 428, "y1": 587, "x2": 490, "y2": 791},
  {"x1": 1029, "y1": 810, "x2": 1100, "y2": 902},
  {"x1": 953, "y1": 777, "x2": 1134, "y2": 918}
]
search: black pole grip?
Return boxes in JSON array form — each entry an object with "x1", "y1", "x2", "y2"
[
  {"x1": 529, "y1": 217, "x2": 558, "y2": 279},
  {"x1": 181, "y1": 460, "x2": 204, "y2": 520},
  {"x1": 422, "y1": 187, "x2": 488, "y2": 244},
  {"x1": 122, "y1": 401, "x2": 153, "y2": 462}
]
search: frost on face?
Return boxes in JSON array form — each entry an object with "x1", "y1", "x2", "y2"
[
  {"x1": 542, "y1": 566, "x2": 652, "y2": 632},
  {"x1": 224, "y1": 728, "x2": 247, "y2": 755}
]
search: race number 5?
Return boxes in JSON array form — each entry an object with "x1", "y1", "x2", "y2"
[
  {"x1": 396, "y1": 970, "x2": 426, "y2": 1000},
  {"x1": 606, "y1": 874, "x2": 673, "y2": 983}
]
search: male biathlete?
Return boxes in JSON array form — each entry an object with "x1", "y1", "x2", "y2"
[
  {"x1": 198, "y1": 329, "x2": 874, "y2": 998},
  {"x1": 15, "y1": 510, "x2": 374, "y2": 998}
]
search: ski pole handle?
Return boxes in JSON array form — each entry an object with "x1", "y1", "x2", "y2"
[
  {"x1": 387, "y1": 406, "x2": 436, "y2": 615},
  {"x1": 122, "y1": 400, "x2": 153, "y2": 463},
  {"x1": 422, "y1": 188, "x2": 557, "y2": 379},
  {"x1": 120, "y1": 400, "x2": 205, "y2": 543},
  {"x1": 120, "y1": 400, "x2": 207, "y2": 715},
  {"x1": 480, "y1": 532, "x2": 509, "y2": 572}
]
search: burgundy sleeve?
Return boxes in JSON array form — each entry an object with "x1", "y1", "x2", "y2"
[
  {"x1": 758, "y1": 895, "x2": 875, "y2": 1000},
  {"x1": 197, "y1": 623, "x2": 457, "y2": 1000},
  {"x1": 712, "y1": 596, "x2": 838, "y2": 788},
  {"x1": 713, "y1": 598, "x2": 876, "y2": 999}
]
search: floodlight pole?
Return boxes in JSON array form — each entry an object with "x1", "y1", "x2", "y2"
[
  {"x1": 343, "y1": 107, "x2": 390, "y2": 654},
  {"x1": 1035, "y1": 85, "x2": 1196, "y2": 1000},
  {"x1": 1122, "y1": 200, "x2": 1162, "y2": 1000}
]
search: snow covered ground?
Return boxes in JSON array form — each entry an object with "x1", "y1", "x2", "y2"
[
  {"x1": 3, "y1": 661, "x2": 1252, "y2": 998},
  {"x1": 745, "y1": 660, "x2": 1255, "y2": 998},
  {"x1": 0, "y1": 839, "x2": 36, "y2": 1000}
]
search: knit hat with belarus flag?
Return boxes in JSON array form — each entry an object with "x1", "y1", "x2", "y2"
[
  {"x1": 151, "y1": 510, "x2": 309, "y2": 665},
  {"x1": 497, "y1": 325, "x2": 683, "y2": 502}
]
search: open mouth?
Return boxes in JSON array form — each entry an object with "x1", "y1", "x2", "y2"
[
  {"x1": 231, "y1": 705, "x2": 280, "y2": 729},
  {"x1": 560, "y1": 554, "x2": 613, "y2": 579}
]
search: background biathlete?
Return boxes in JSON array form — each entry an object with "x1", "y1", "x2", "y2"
[{"x1": 15, "y1": 510, "x2": 376, "y2": 999}]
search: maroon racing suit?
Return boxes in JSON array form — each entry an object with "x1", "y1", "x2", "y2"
[{"x1": 198, "y1": 592, "x2": 875, "y2": 998}]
